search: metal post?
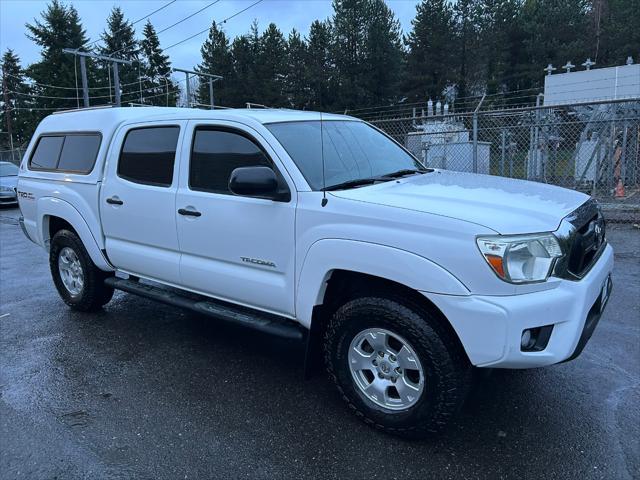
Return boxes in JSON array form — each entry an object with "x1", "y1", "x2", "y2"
[
  {"x1": 472, "y1": 115, "x2": 478, "y2": 173},
  {"x1": 533, "y1": 94, "x2": 543, "y2": 179},
  {"x1": 165, "y1": 77, "x2": 169, "y2": 107},
  {"x1": 63, "y1": 49, "x2": 131, "y2": 109},
  {"x1": 173, "y1": 68, "x2": 222, "y2": 109},
  {"x1": 472, "y1": 94, "x2": 486, "y2": 174},
  {"x1": 2, "y1": 71, "x2": 14, "y2": 161},
  {"x1": 500, "y1": 130, "x2": 506, "y2": 176},
  {"x1": 209, "y1": 78, "x2": 214, "y2": 109},
  {"x1": 185, "y1": 72, "x2": 190, "y2": 107},
  {"x1": 113, "y1": 62, "x2": 121, "y2": 107},
  {"x1": 79, "y1": 56, "x2": 89, "y2": 107}
]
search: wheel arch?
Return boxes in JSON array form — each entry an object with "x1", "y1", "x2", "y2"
[
  {"x1": 297, "y1": 239, "x2": 471, "y2": 377},
  {"x1": 38, "y1": 197, "x2": 113, "y2": 271}
]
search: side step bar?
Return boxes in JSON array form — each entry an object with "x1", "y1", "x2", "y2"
[{"x1": 104, "y1": 277, "x2": 305, "y2": 341}]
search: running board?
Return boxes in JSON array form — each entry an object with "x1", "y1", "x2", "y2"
[{"x1": 104, "y1": 277, "x2": 305, "y2": 341}]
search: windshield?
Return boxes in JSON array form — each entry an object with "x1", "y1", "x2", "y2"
[
  {"x1": 266, "y1": 120, "x2": 424, "y2": 190},
  {"x1": 0, "y1": 163, "x2": 19, "y2": 177}
]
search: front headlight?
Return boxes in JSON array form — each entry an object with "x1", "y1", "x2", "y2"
[
  {"x1": 0, "y1": 186, "x2": 13, "y2": 193},
  {"x1": 476, "y1": 233, "x2": 563, "y2": 283}
]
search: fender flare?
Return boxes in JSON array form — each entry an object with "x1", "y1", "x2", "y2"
[
  {"x1": 37, "y1": 197, "x2": 113, "y2": 271},
  {"x1": 296, "y1": 239, "x2": 469, "y2": 328}
]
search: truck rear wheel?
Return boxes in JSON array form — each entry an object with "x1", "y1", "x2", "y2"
[
  {"x1": 50, "y1": 229, "x2": 114, "y2": 311},
  {"x1": 324, "y1": 295, "x2": 470, "y2": 438}
]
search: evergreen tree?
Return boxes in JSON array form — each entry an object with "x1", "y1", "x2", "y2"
[
  {"x1": 229, "y1": 34, "x2": 256, "y2": 106},
  {"x1": 1, "y1": 50, "x2": 35, "y2": 149},
  {"x1": 255, "y1": 23, "x2": 287, "y2": 107},
  {"x1": 592, "y1": 0, "x2": 640, "y2": 66},
  {"x1": 331, "y1": 0, "x2": 369, "y2": 108},
  {"x1": 26, "y1": 0, "x2": 93, "y2": 116},
  {"x1": 306, "y1": 20, "x2": 334, "y2": 109},
  {"x1": 479, "y1": 0, "x2": 525, "y2": 99},
  {"x1": 519, "y1": 0, "x2": 590, "y2": 90},
  {"x1": 453, "y1": 0, "x2": 482, "y2": 99},
  {"x1": 140, "y1": 21, "x2": 177, "y2": 106},
  {"x1": 196, "y1": 21, "x2": 233, "y2": 107},
  {"x1": 99, "y1": 7, "x2": 139, "y2": 104},
  {"x1": 285, "y1": 29, "x2": 309, "y2": 109},
  {"x1": 362, "y1": 0, "x2": 403, "y2": 105},
  {"x1": 404, "y1": 0, "x2": 456, "y2": 101}
]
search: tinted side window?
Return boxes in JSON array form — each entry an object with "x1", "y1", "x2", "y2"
[
  {"x1": 118, "y1": 126, "x2": 180, "y2": 187},
  {"x1": 190, "y1": 129, "x2": 270, "y2": 194},
  {"x1": 57, "y1": 135, "x2": 101, "y2": 173},
  {"x1": 30, "y1": 136, "x2": 64, "y2": 170}
]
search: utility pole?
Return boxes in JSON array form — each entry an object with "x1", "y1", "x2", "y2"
[
  {"x1": 62, "y1": 49, "x2": 133, "y2": 107},
  {"x1": 2, "y1": 70, "x2": 15, "y2": 160},
  {"x1": 173, "y1": 68, "x2": 222, "y2": 109}
]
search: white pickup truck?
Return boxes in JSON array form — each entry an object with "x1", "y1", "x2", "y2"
[{"x1": 17, "y1": 107, "x2": 613, "y2": 437}]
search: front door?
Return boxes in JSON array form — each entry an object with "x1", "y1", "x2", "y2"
[
  {"x1": 176, "y1": 121, "x2": 296, "y2": 317},
  {"x1": 100, "y1": 122, "x2": 185, "y2": 284}
]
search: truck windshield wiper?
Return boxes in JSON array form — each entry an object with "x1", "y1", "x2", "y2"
[
  {"x1": 323, "y1": 168, "x2": 432, "y2": 191},
  {"x1": 323, "y1": 177, "x2": 382, "y2": 191},
  {"x1": 379, "y1": 168, "x2": 430, "y2": 179}
]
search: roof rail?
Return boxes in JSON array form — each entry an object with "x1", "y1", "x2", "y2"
[
  {"x1": 245, "y1": 102, "x2": 270, "y2": 109},
  {"x1": 51, "y1": 105, "x2": 115, "y2": 115}
]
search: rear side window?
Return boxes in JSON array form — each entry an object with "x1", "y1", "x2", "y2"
[
  {"x1": 118, "y1": 126, "x2": 180, "y2": 187},
  {"x1": 29, "y1": 134, "x2": 101, "y2": 174},
  {"x1": 58, "y1": 135, "x2": 101, "y2": 172},
  {"x1": 190, "y1": 128, "x2": 271, "y2": 194},
  {"x1": 29, "y1": 136, "x2": 64, "y2": 170}
]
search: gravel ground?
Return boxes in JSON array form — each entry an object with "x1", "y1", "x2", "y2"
[{"x1": 1, "y1": 206, "x2": 638, "y2": 479}]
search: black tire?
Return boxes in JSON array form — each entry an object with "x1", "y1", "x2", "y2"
[
  {"x1": 324, "y1": 295, "x2": 470, "y2": 438},
  {"x1": 50, "y1": 229, "x2": 114, "y2": 311}
]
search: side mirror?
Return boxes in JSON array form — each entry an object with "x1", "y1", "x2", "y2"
[{"x1": 229, "y1": 166, "x2": 289, "y2": 201}]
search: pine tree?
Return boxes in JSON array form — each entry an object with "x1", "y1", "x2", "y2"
[
  {"x1": 229, "y1": 34, "x2": 256, "y2": 106},
  {"x1": 362, "y1": 0, "x2": 403, "y2": 106},
  {"x1": 405, "y1": 0, "x2": 456, "y2": 102},
  {"x1": 591, "y1": 0, "x2": 640, "y2": 66},
  {"x1": 453, "y1": 0, "x2": 482, "y2": 100},
  {"x1": 307, "y1": 20, "x2": 333, "y2": 109},
  {"x1": 140, "y1": 21, "x2": 177, "y2": 106},
  {"x1": 285, "y1": 29, "x2": 309, "y2": 109},
  {"x1": 479, "y1": 0, "x2": 525, "y2": 101},
  {"x1": 255, "y1": 23, "x2": 287, "y2": 107},
  {"x1": 26, "y1": 0, "x2": 92, "y2": 115},
  {"x1": 519, "y1": 0, "x2": 590, "y2": 90},
  {"x1": 99, "y1": 7, "x2": 139, "y2": 104},
  {"x1": 196, "y1": 21, "x2": 233, "y2": 107},
  {"x1": 331, "y1": 0, "x2": 369, "y2": 108},
  {"x1": 1, "y1": 50, "x2": 35, "y2": 149}
]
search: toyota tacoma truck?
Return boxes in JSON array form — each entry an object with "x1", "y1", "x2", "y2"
[{"x1": 17, "y1": 106, "x2": 613, "y2": 438}]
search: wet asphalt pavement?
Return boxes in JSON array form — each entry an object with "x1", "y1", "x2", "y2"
[{"x1": 0, "y1": 206, "x2": 638, "y2": 480}]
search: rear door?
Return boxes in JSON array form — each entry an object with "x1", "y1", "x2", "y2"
[
  {"x1": 100, "y1": 121, "x2": 185, "y2": 284},
  {"x1": 175, "y1": 120, "x2": 297, "y2": 316}
]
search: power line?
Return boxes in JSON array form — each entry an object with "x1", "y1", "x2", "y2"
[
  {"x1": 164, "y1": 0, "x2": 265, "y2": 51},
  {"x1": 107, "y1": 0, "x2": 222, "y2": 59},
  {"x1": 87, "y1": 0, "x2": 177, "y2": 50}
]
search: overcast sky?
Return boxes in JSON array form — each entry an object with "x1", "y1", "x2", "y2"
[{"x1": 1, "y1": 0, "x2": 421, "y2": 71}]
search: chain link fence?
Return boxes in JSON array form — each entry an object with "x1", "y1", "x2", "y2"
[
  {"x1": 367, "y1": 98, "x2": 640, "y2": 226},
  {"x1": 0, "y1": 149, "x2": 24, "y2": 165}
]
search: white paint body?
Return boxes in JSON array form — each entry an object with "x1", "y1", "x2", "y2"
[{"x1": 17, "y1": 107, "x2": 614, "y2": 369}]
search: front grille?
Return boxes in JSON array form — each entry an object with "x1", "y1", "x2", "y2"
[{"x1": 554, "y1": 199, "x2": 606, "y2": 280}]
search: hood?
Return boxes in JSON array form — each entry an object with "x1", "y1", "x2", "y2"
[
  {"x1": 0, "y1": 175, "x2": 18, "y2": 189},
  {"x1": 331, "y1": 170, "x2": 589, "y2": 234}
]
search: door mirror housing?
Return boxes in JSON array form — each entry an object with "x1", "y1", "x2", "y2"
[{"x1": 229, "y1": 166, "x2": 289, "y2": 201}]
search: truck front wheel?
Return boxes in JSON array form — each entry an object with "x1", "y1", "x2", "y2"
[
  {"x1": 324, "y1": 295, "x2": 470, "y2": 438},
  {"x1": 50, "y1": 229, "x2": 114, "y2": 311}
]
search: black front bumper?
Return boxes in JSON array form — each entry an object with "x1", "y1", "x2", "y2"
[{"x1": 564, "y1": 275, "x2": 613, "y2": 362}]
